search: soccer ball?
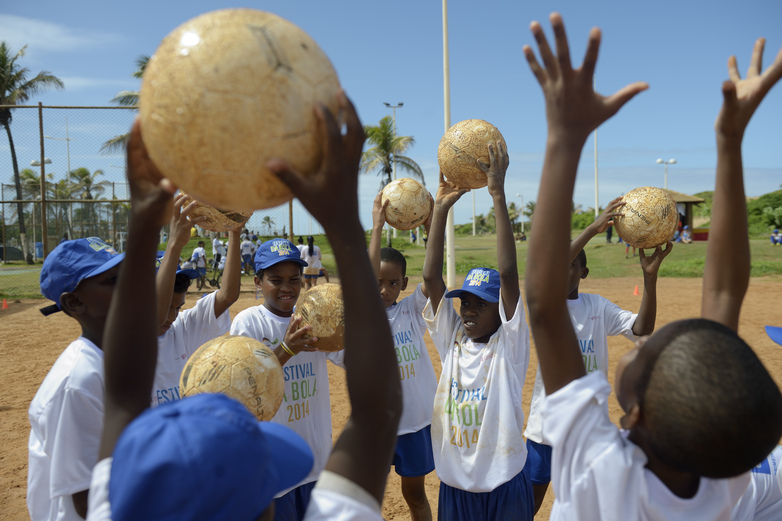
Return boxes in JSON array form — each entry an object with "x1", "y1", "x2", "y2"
[
  {"x1": 614, "y1": 187, "x2": 678, "y2": 249},
  {"x1": 381, "y1": 178, "x2": 432, "y2": 231},
  {"x1": 180, "y1": 335, "x2": 284, "y2": 421},
  {"x1": 179, "y1": 191, "x2": 253, "y2": 232},
  {"x1": 140, "y1": 9, "x2": 341, "y2": 212},
  {"x1": 437, "y1": 119, "x2": 506, "y2": 190},
  {"x1": 295, "y1": 283, "x2": 345, "y2": 352}
]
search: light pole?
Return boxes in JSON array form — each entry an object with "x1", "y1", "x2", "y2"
[
  {"x1": 516, "y1": 193, "x2": 524, "y2": 234},
  {"x1": 44, "y1": 115, "x2": 74, "y2": 183},
  {"x1": 30, "y1": 158, "x2": 50, "y2": 261},
  {"x1": 443, "y1": 0, "x2": 456, "y2": 288},
  {"x1": 656, "y1": 158, "x2": 677, "y2": 190},
  {"x1": 384, "y1": 102, "x2": 403, "y2": 239}
]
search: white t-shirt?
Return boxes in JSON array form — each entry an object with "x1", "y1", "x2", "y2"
[
  {"x1": 28, "y1": 337, "x2": 105, "y2": 521},
  {"x1": 151, "y1": 292, "x2": 231, "y2": 407},
  {"x1": 732, "y1": 446, "x2": 782, "y2": 521},
  {"x1": 212, "y1": 237, "x2": 225, "y2": 257},
  {"x1": 423, "y1": 293, "x2": 530, "y2": 492},
  {"x1": 191, "y1": 246, "x2": 207, "y2": 268},
  {"x1": 85, "y1": 457, "x2": 112, "y2": 521},
  {"x1": 297, "y1": 244, "x2": 307, "y2": 257},
  {"x1": 240, "y1": 240, "x2": 256, "y2": 257},
  {"x1": 388, "y1": 284, "x2": 437, "y2": 435},
  {"x1": 300, "y1": 245, "x2": 322, "y2": 270},
  {"x1": 525, "y1": 292, "x2": 637, "y2": 443},
  {"x1": 231, "y1": 305, "x2": 344, "y2": 496},
  {"x1": 543, "y1": 371, "x2": 750, "y2": 521}
]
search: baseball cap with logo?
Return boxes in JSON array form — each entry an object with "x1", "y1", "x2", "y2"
[
  {"x1": 107, "y1": 393, "x2": 314, "y2": 521},
  {"x1": 445, "y1": 267, "x2": 501, "y2": 303},
  {"x1": 39, "y1": 237, "x2": 125, "y2": 316},
  {"x1": 155, "y1": 251, "x2": 201, "y2": 279},
  {"x1": 254, "y1": 239, "x2": 308, "y2": 273}
]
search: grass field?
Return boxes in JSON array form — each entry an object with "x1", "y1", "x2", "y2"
[{"x1": 2, "y1": 233, "x2": 781, "y2": 299}]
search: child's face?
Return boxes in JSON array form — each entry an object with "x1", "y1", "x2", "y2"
[
  {"x1": 257, "y1": 262, "x2": 302, "y2": 317},
  {"x1": 567, "y1": 256, "x2": 588, "y2": 299},
  {"x1": 68, "y1": 264, "x2": 121, "y2": 321},
  {"x1": 159, "y1": 291, "x2": 187, "y2": 336},
  {"x1": 459, "y1": 293, "x2": 501, "y2": 343},
  {"x1": 378, "y1": 261, "x2": 408, "y2": 308}
]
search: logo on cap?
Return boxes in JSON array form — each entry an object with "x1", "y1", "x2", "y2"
[
  {"x1": 270, "y1": 240, "x2": 292, "y2": 257},
  {"x1": 466, "y1": 269, "x2": 491, "y2": 287}
]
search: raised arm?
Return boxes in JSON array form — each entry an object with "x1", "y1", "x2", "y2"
[
  {"x1": 482, "y1": 142, "x2": 519, "y2": 318},
  {"x1": 702, "y1": 39, "x2": 782, "y2": 331},
  {"x1": 213, "y1": 226, "x2": 243, "y2": 318},
  {"x1": 524, "y1": 13, "x2": 648, "y2": 395},
  {"x1": 569, "y1": 197, "x2": 624, "y2": 262},
  {"x1": 99, "y1": 120, "x2": 176, "y2": 460},
  {"x1": 268, "y1": 92, "x2": 401, "y2": 504},
  {"x1": 633, "y1": 242, "x2": 672, "y2": 336},
  {"x1": 155, "y1": 194, "x2": 200, "y2": 326},
  {"x1": 422, "y1": 172, "x2": 467, "y2": 314},
  {"x1": 368, "y1": 192, "x2": 388, "y2": 279}
]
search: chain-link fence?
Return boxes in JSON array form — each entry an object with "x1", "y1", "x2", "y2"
[{"x1": 1, "y1": 104, "x2": 311, "y2": 298}]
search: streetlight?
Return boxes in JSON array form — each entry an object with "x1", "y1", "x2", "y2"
[
  {"x1": 656, "y1": 158, "x2": 677, "y2": 190},
  {"x1": 516, "y1": 193, "x2": 524, "y2": 234},
  {"x1": 44, "y1": 115, "x2": 74, "y2": 181},
  {"x1": 384, "y1": 102, "x2": 403, "y2": 239},
  {"x1": 30, "y1": 158, "x2": 52, "y2": 167}
]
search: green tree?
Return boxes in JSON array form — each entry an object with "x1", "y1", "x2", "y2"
[
  {"x1": 261, "y1": 215, "x2": 275, "y2": 235},
  {"x1": 100, "y1": 55, "x2": 149, "y2": 153},
  {"x1": 70, "y1": 167, "x2": 110, "y2": 236},
  {"x1": 360, "y1": 116, "x2": 424, "y2": 189},
  {"x1": 0, "y1": 42, "x2": 64, "y2": 262}
]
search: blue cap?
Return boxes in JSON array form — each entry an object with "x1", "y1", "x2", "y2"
[
  {"x1": 155, "y1": 251, "x2": 200, "y2": 279},
  {"x1": 683, "y1": 225, "x2": 690, "y2": 229},
  {"x1": 109, "y1": 393, "x2": 313, "y2": 521},
  {"x1": 445, "y1": 267, "x2": 501, "y2": 303},
  {"x1": 254, "y1": 239, "x2": 307, "y2": 273},
  {"x1": 40, "y1": 237, "x2": 124, "y2": 316},
  {"x1": 766, "y1": 326, "x2": 782, "y2": 346}
]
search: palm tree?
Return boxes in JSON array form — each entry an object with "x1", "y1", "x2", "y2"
[
  {"x1": 261, "y1": 216, "x2": 275, "y2": 236},
  {"x1": 0, "y1": 42, "x2": 64, "y2": 262},
  {"x1": 100, "y1": 55, "x2": 149, "y2": 153},
  {"x1": 70, "y1": 167, "x2": 110, "y2": 236},
  {"x1": 524, "y1": 201, "x2": 536, "y2": 227},
  {"x1": 360, "y1": 116, "x2": 424, "y2": 189}
]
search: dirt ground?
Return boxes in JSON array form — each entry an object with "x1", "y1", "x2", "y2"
[{"x1": 2, "y1": 275, "x2": 782, "y2": 520}]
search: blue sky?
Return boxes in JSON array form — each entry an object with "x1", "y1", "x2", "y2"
[{"x1": 2, "y1": 0, "x2": 781, "y2": 234}]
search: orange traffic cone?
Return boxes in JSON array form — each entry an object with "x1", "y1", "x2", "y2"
[
  {"x1": 2, "y1": 298, "x2": 8, "y2": 309},
  {"x1": 633, "y1": 285, "x2": 640, "y2": 296}
]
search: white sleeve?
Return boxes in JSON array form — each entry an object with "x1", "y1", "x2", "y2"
[
  {"x1": 230, "y1": 309, "x2": 257, "y2": 338},
  {"x1": 304, "y1": 471, "x2": 383, "y2": 521},
  {"x1": 602, "y1": 298, "x2": 637, "y2": 341},
  {"x1": 423, "y1": 296, "x2": 461, "y2": 360},
  {"x1": 498, "y1": 292, "x2": 530, "y2": 367},
  {"x1": 48, "y1": 388, "x2": 104, "y2": 499},
  {"x1": 171, "y1": 293, "x2": 231, "y2": 358},
  {"x1": 86, "y1": 458, "x2": 113, "y2": 521}
]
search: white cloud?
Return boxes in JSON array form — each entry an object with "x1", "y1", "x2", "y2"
[
  {"x1": 0, "y1": 14, "x2": 121, "y2": 53},
  {"x1": 57, "y1": 76, "x2": 132, "y2": 91}
]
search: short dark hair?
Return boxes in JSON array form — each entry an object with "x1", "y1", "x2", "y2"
[
  {"x1": 641, "y1": 319, "x2": 782, "y2": 478},
  {"x1": 380, "y1": 247, "x2": 407, "y2": 277},
  {"x1": 198, "y1": 241, "x2": 205, "y2": 247},
  {"x1": 173, "y1": 273, "x2": 193, "y2": 294},
  {"x1": 575, "y1": 249, "x2": 587, "y2": 269}
]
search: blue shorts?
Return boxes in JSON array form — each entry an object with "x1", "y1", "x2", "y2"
[
  {"x1": 197, "y1": 267, "x2": 206, "y2": 277},
  {"x1": 524, "y1": 439, "x2": 552, "y2": 485},
  {"x1": 242, "y1": 254, "x2": 252, "y2": 265},
  {"x1": 438, "y1": 469, "x2": 533, "y2": 521},
  {"x1": 303, "y1": 274, "x2": 318, "y2": 279},
  {"x1": 393, "y1": 425, "x2": 436, "y2": 477},
  {"x1": 273, "y1": 481, "x2": 316, "y2": 521}
]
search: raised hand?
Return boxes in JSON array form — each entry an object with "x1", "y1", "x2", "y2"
[
  {"x1": 372, "y1": 192, "x2": 389, "y2": 230},
  {"x1": 639, "y1": 241, "x2": 673, "y2": 276},
  {"x1": 523, "y1": 13, "x2": 648, "y2": 144},
  {"x1": 593, "y1": 196, "x2": 625, "y2": 234},
  {"x1": 716, "y1": 38, "x2": 782, "y2": 139},
  {"x1": 434, "y1": 170, "x2": 468, "y2": 211},
  {"x1": 480, "y1": 142, "x2": 510, "y2": 197}
]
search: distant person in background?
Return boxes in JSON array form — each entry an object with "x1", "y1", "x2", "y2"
[
  {"x1": 190, "y1": 241, "x2": 207, "y2": 290},
  {"x1": 60, "y1": 233, "x2": 69, "y2": 244},
  {"x1": 605, "y1": 223, "x2": 613, "y2": 243},
  {"x1": 625, "y1": 244, "x2": 636, "y2": 258},
  {"x1": 212, "y1": 235, "x2": 225, "y2": 266},
  {"x1": 680, "y1": 225, "x2": 693, "y2": 244},
  {"x1": 771, "y1": 229, "x2": 781, "y2": 245},
  {"x1": 301, "y1": 236, "x2": 322, "y2": 291}
]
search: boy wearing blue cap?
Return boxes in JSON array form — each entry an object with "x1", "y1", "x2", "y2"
[
  {"x1": 230, "y1": 236, "x2": 345, "y2": 521},
  {"x1": 28, "y1": 237, "x2": 125, "y2": 521},
  {"x1": 89, "y1": 93, "x2": 401, "y2": 520},
  {"x1": 422, "y1": 144, "x2": 533, "y2": 520},
  {"x1": 150, "y1": 192, "x2": 244, "y2": 407}
]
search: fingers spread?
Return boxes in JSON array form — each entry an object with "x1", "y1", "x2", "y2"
[
  {"x1": 748, "y1": 37, "x2": 766, "y2": 77},
  {"x1": 551, "y1": 13, "x2": 573, "y2": 73},
  {"x1": 727, "y1": 55, "x2": 741, "y2": 84},
  {"x1": 581, "y1": 28, "x2": 602, "y2": 79},
  {"x1": 530, "y1": 20, "x2": 559, "y2": 81}
]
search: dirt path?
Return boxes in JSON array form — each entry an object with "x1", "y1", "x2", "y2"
[{"x1": 2, "y1": 275, "x2": 781, "y2": 520}]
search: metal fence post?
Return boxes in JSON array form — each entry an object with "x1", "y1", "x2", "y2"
[{"x1": 38, "y1": 102, "x2": 49, "y2": 258}]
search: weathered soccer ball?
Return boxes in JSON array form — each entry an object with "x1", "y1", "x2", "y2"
[
  {"x1": 180, "y1": 335, "x2": 284, "y2": 421},
  {"x1": 614, "y1": 187, "x2": 678, "y2": 249},
  {"x1": 295, "y1": 283, "x2": 345, "y2": 352},
  {"x1": 140, "y1": 9, "x2": 341, "y2": 211},
  {"x1": 437, "y1": 119, "x2": 506, "y2": 190},
  {"x1": 381, "y1": 178, "x2": 432, "y2": 230},
  {"x1": 179, "y1": 191, "x2": 253, "y2": 232}
]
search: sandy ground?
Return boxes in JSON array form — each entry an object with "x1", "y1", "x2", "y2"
[{"x1": 2, "y1": 275, "x2": 782, "y2": 520}]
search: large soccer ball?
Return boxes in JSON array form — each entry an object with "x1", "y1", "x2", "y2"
[
  {"x1": 437, "y1": 119, "x2": 506, "y2": 190},
  {"x1": 295, "y1": 283, "x2": 345, "y2": 352},
  {"x1": 140, "y1": 9, "x2": 341, "y2": 211},
  {"x1": 180, "y1": 191, "x2": 253, "y2": 232},
  {"x1": 381, "y1": 178, "x2": 432, "y2": 231},
  {"x1": 614, "y1": 187, "x2": 678, "y2": 249},
  {"x1": 180, "y1": 335, "x2": 284, "y2": 421}
]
